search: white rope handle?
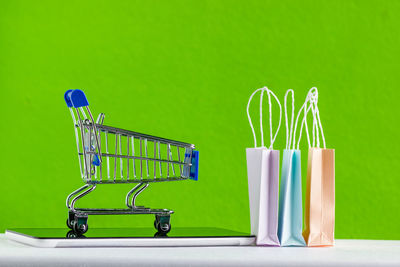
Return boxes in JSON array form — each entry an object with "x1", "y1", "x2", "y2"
[
  {"x1": 267, "y1": 89, "x2": 282, "y2": 149},
  {"x1": 247, "y1": 88, "x2": 265, "y2": 148},
  {"x1": 296, "y1": 98, "x2": 313, "y2": 149},
  {"x1": 311, "y1": 96, "x2": 318, "y2": 147},
  {"x1": 292, "y1": 89, "x2": 313, "y2": 150},
  {"x1": 247, "y1": 87, "x2": 282, "y2": 149},
  {"x1": 314, "y1": 102, "x2": 326, "y2": 148},
  {"x1": 295, "y1": 87, "x2": 326, "y2": 149},
  {"x1": 309, "y1": 88, "x2": 326, "y2": 148},
  {"x1": 260, "y1": 90, "x2": 266, "y2": 147},
  {"x1": 284, "y1": 89, "x2": 294, "y2": 150}
]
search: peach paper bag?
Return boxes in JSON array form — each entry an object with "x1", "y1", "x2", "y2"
[{"x1": 301, "y1": 88, "x2": 335, "y2": 247}]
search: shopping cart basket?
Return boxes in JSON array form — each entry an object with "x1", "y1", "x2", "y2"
[{"x1": 64, "y1": 89, "x2": 199, "y2": 234}]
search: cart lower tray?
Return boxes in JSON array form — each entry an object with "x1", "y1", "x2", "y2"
[{"x1": 5, "y1": 227, "x2": 255, "y2": 248}]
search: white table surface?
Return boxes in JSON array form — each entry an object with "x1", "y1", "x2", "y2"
[{"x1": 0, "y1": 234, "x2": 399, "y2": 267}]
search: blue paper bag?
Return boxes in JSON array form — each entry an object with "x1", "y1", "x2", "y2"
[
  {"x1": 277, "y1": 89, "x2": 309, "y2": 246},
  {"x1": 278, "y1": 149, "x2": 306, "y2": 246}
]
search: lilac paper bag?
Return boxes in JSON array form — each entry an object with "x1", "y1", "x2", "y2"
[
  {"x1": 246, "y1": 148, "x2": 280, "y2": 245},
  {"x1": 246, "y1": 87, "x2": 282, "y2": 246}
]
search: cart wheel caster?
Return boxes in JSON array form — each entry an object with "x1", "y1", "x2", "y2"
[
  {"x1": 66, "y1": 218, "x2": 74, "y2": 229},
  {"x1": 154, "y1": 215, "x2": 171, "y2": 234},
  {"x1": 66, "y1": 230, "x2": 78, "y2": 238},
  {"x1": 67, "y1": 211, "x2": 76, "y2": 229},
  {"x1": 66, "y1": 230, "x2": 86, "y2": 238},
  {"x1": 157, "y1": 223, "x2": 171, "y2": 234},
  {"x1": 73, "y1": 222, "x2": 88, "y2": 234}
]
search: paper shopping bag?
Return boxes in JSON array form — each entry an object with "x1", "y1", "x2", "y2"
[
  {"x1": 246, "y1": 148, "x2": 280, "y2": 246},
  {"x1": 246, "y1": 87, "x2": 282, "y2": 246},
  {"x1": 300, "y1": 87, "x2": 335, "y2": 246},
  {"x1": 278, "y1": 149, "x2": 306, "y2": 246},
  {"x1": 303, "y1": 148, "x2": 335, "y2": 246},
  {"x1": 277, "y1": 89, "x2": 309, "y2": 246}
]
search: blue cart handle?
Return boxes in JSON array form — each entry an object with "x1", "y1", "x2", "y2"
[
  {"x1": 64, "y1": 90, "x2": 74, "y2": 108},
  {"x1": 64, "y1": 89, "x2": 102, "y2": 166},
  {"x1": 64, "y1": 89, "x2": 89, "y2": 108}
]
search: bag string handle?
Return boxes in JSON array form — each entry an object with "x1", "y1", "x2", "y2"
[
  {"x1": 310, "y1": 92, "x2": 326, "y2": 148},
  {"x1": 247, "y1": 87, "x2": 282, "y2": 149},
  {"x1": 284, "y1": 89, "x2": 295, "y2": 150},
  {"x1": 294, "y1": 87, "x2": 326, "y2": 149},
  {"x1": 292, "y1": 89, "x2": 312, "y2": 150}
]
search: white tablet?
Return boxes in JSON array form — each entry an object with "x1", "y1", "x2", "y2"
[{"x1": 6, "y1": 227, "x2": 255, "y2": 248}]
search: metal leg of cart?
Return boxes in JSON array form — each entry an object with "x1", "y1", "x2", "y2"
[
  {"x1": 126, "y1": 183, "x2": 172, "y2": 234},
  {"x1": 125, "y1": 182, "x2": 151, "y2": 210},
  {"x1": 66, "y1": 184, "x2": 96, "y2": 234}
]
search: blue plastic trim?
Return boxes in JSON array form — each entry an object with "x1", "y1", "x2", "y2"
[
  {"x1": 189, "y1": 150, "x2": 199, "y2": 181},
  {"x1": 64, "y1": 89, "x2": 74, "y2": 107},
  {"x1": 92, "y1": 154, "x2": 100, "y2": 166},
  {"x1": 70, "y1": 89, "x2": 89, "y2": 108}
]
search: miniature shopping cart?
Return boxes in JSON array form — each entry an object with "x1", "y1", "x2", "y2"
[{"x1": 64, "y1": 89, "x2": 199, "y2": 235}]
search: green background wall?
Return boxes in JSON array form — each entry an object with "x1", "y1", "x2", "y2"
[{"x1": 1, "y1": 0, "x2": 399, "y2": 240}]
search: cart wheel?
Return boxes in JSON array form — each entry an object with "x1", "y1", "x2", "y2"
[
  {"x1": 73, "y1": 222, "x2": 88, "y2": 234},
  {"x1": 66, "y1": 230, "x2": 77, "y2": 238},
  {"x1": 154, "y1": 214, "x2": 161, "y2": 230},
  {"x1": 66, "y1": 230, "x2": 87, "y2": 238},
  {"x1": 157, "y1": 223, "x2": 171, "y2": 234},
  {"x1": 66, "y1": 218, "x2": 74, "y2": 229}
]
